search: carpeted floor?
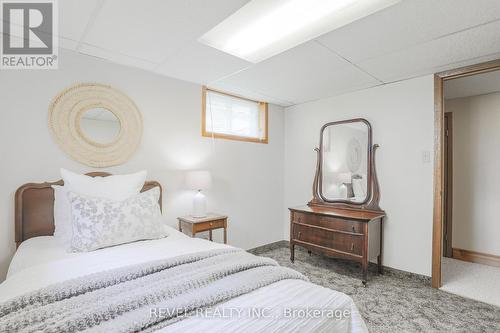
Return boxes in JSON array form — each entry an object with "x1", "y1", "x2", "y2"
[
  {"x1": 441, "y1": 257, "x2": 500, "y2": 308},
  {"x1": 253, "y1": 245, "x2": 500, "y2": 333}
]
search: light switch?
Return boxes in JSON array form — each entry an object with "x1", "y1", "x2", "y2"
[{"x1": 422, "y1": 151, "x2": 431, "y2": 164}]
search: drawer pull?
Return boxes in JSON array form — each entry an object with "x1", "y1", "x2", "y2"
[
  {"x1": 352, "y1": 226, "x2": 355, "y2": 233},
  {"x1": 351, "y1": 243, "x2": 355, "y2": 251},
  {"x1": 209, "y1": 222, "x2": 213, "y2": 226},
  {"x1": 298, "y1": 217, "x2": 301, "y2": 223},
  {"x1": 298, "y1": 231, "x2": 301, "y2": 239}
]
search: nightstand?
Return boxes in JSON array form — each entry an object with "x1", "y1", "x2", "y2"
[{"x1": 177, "y1": 214, "x2": 228, "y2": 244}]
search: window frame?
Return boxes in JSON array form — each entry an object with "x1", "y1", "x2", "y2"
[{"x1": 202, "y1": 86, "x2": 269, "y2": 144}]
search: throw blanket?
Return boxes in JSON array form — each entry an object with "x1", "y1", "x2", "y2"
[{"x1": 0, "y1": 249, "x2": 307, "y2": 332}]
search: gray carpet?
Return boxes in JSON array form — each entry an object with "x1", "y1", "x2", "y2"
[{"x1": 253, "y1": 245, "x2": 500, "y2": 333}]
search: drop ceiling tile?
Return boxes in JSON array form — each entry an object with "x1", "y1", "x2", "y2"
[
  {"x1": 208, "y1": 81, "x2": 294, "y2": 107},
  {"x1": 214, "y1": 41, "x2": 380, "y2": 105},
  {"x1": 0, "y1": 0, "x2": 99, "y2": 48},
  {"x1": 78, "y1": 44, "x2": 158, "y2": 71},
  {"x1": 155, "y1": 42, "x2": 251, "y2": 85},
  {"x1": 59, "y1": 37, "x2": 79, "y2": 50},
  {"x1": 358, "y1": 20, "x2": 500, "y2": 83},
  {"x1": 82, "y1": 0, "x2": 249, "y2": 64},
  {"x1": 317, "y1": 0, "x2": 500, "y2": 63},
  {"x1": 59, "y1": 0, "x2": 101, "y2": 45}
]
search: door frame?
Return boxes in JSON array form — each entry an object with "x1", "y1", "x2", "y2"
[
  {"x1": 432, "y1": 58, "x2": 500, "y2": 288},
  {"x1": 443, "y1": 112, "x2": 453, "y2": 258}
]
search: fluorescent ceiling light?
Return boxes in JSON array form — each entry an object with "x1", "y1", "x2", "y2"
[{"x1": 199, "y1": 0, "x2": 400, "y2": 63}]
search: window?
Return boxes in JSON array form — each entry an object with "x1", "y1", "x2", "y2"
[{"x1": 202, "y1": 86, "x2": 268, "y2": 143}]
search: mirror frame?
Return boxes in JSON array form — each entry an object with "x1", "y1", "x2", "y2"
[
  {"x1": 309, "y1": 118, "x2": 383, "y2": 212},
  {"x1": 48, "y1": 83, "x2": 143, "y2": 168}
]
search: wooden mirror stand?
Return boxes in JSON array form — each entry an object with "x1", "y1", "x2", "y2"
[{"x1": 309, "y1": 144, "x2": 383, "y2": 213}]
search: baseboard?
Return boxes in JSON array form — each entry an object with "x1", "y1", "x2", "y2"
[
  {"x1": 247, "y1": 240, "x2": 289, "y2": 255},
  {"x1": 452, "y1": 248, "x2": 500, "y2": 268}
]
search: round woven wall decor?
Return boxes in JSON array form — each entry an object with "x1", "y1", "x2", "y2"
[{"x1": 48, "y1": 83, "x2": 143, "y2": 168}]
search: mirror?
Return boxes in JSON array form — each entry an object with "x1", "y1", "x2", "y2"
[
  {"x1": 320, "y1": 119, "x2": 370, "y2": 203},
  {"x1": 80, "y1": 108, "x2": 121, "y2": 144}
]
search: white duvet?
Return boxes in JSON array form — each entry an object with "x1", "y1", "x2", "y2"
[{"x1": 0, "y1": 226, "x2": 368, "y2": 333}]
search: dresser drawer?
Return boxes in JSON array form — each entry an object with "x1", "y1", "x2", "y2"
[
  {"x1": 293, "y1": 223, "x2": 364, "y2": 256},
  {"x1": 293, "y1": 212, "x2": 364, "y2": 234}
]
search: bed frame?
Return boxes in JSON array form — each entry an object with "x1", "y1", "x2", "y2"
[{"x1": 14, "y1": 172, "x2": 163, "y2": 248}]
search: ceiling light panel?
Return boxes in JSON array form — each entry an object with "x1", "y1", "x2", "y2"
[{"x1": 199, "y1": 0, "x2": 400, "y2": 63}]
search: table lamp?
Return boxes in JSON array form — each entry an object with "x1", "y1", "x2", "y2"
[{"x1": 186, "y1": 170, "x2": 212, "y2": 217}]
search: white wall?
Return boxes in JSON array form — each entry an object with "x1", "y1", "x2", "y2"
[
  {"x1": 0, "y1": 49, "x2": 285, "y2": 281},
  {"x1": 284, "y1": 75, "x2": 435, "y2": 276},
  {"x1": 446, "y1": 93, "x2": 500, "y2": 256}
]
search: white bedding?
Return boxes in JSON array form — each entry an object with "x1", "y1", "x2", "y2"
[{"x1": 1, "y1": 226, "x2": 367, "y2": 332}]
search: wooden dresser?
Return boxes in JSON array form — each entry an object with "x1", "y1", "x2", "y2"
[{"x1": 289, "y1": 205, "x2": 385, "y2": 285}]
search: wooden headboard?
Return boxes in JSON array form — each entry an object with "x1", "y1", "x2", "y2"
[{"x1": 14, "y1": 172, "x2": 162, "y2": 248}]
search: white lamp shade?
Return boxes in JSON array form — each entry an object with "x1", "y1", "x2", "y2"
[{"x1": 186, "y1": 170, "x2": 212, "y2": 190}]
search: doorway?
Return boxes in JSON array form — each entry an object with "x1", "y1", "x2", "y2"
[
  {"x1": 435, "y1": 62, "x2": 500, "y2": 307},
  {"x1": 432, "y1": 59, "x2": 500, "y2": 289}
]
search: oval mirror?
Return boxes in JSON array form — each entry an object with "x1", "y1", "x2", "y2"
[{"x1": 79, "y1": 108, "x2": 121, "y2": 145}]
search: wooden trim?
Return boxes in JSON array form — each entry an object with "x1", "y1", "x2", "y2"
[
  {"x1": 432, "y1": 74, "x2": 444, "y2": 288},
  {"x1": 262, "y1": 102, "x2": 269, "y2": 143},
  {"x1": 201, "y1": 86, "x2": 269, "y2": 144},
  {"x1": 452, "y1": 248, "x2": 500, "y2": 268},
  {"x1": 443, "y1": 112, "x2": 453, "y2": 258},
  {"x1": 437, "y1": 59, "x2": 500, "y2": 81},
  {"x1": 432, "y1": 58, "x2": 500, "y2": 288}
]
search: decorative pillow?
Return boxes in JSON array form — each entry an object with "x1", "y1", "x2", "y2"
[
  {"x1": 68, "y1": 187, "x2": 165, "y2": 252},
  {"x1": 53, "y1": 169, "x2": 147, "y2": 245}
]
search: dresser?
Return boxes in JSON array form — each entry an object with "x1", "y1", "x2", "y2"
[
  {"x1": 294, "y1": 118, "x2": 386, "y2": 286},
  {"x1": 289, "y1": 206, "x2": 385, "y2": 285}
]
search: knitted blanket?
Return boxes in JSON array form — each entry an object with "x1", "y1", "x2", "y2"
[{"x1": 0, "y1": 248, "x2": 307, "y2": 332}]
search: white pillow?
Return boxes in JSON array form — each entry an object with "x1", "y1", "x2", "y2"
[
  {"x1": 60, "y1": 168, "x2": 147, "y2": 201},
  {"x1": 69, "y1": 187, "x2": 165, "y2": 252},
  {"x1": 52, "y1": 185, "x2": 72, "y2": 243},
  {"x1": 53, "y1": 169, "x2": 147, "y2": 244}
]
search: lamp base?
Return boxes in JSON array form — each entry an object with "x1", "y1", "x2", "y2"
[{"x1": 192, "y1": 191, "x2": 207, "y2": 218}]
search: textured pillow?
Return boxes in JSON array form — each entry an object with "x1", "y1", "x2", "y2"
[
  {"x1": 68, "y1": 187, "x2": 165, "y2": 252},
  {"x1": 53, "y1": 169, "x2": 147, "y2": 245}
]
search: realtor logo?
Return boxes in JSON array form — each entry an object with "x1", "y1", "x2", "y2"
[{"x1": 1, "y1": 0, "x2": 58, "y2": 69}]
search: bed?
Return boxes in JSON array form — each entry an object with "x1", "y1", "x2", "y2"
[{"x1": 0, "y1": 173, "x2": 368, "y2": 332}]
